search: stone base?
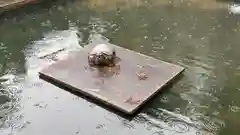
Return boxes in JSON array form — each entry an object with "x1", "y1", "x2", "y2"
[{"x1": 39, "y1": 43, "x2": 185, "y2": 115}]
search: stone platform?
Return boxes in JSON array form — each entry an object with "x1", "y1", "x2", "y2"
[
  {"x1": 0, "y1": 0, "x2": 40, "y2": 12},
  {"x1": 39, "y1": 44, "x2": 185, "y2": 115}
]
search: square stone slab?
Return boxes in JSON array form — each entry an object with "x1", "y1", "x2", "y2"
[{"x1": 39, "y1": 44, "x2": 184, "y2": 115}]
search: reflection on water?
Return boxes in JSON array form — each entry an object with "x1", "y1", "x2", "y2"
[{"x1": 0, "y1": 0, "x2": 240, "y2": 135}]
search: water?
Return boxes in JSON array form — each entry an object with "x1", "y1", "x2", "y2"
[{"x1": 0, "y1": 0, "x2": 240, "y2": 134}]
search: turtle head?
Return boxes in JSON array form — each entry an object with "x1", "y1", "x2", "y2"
[{"x1": 88, "y1": 53, "x2": 104, "y2": 66}]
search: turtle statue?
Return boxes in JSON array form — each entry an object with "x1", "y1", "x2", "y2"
[{"x1": 88, "y1": 44, "x2": 116, "y2": 67}]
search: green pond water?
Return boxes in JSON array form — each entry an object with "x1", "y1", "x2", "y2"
[{"x1": 0, "y1": 0, "x2": 240, "y2": 135}]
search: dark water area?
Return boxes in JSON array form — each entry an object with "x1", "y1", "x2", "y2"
[{"x1": 0, "y1": 0, "x2": 240, "y2": 135}]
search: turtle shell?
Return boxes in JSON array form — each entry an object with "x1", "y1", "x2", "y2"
[
  {"x1": 90, "y1": 44, "x2": 115, "y2": 56},
  {"x1": 88, "y1": 44, "x2": 116, "y2": 66}
]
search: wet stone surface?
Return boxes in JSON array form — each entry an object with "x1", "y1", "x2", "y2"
[
  {"x1": 39, "y1": 43, "x2": 184, "y2": 114},
  {"x1": 0, "y1": 0, "x2": 38, "y2": 8}
]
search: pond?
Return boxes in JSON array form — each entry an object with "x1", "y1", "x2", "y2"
[{"x1": 0, "y1": 0, "x2": 240, "y2": 135}]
